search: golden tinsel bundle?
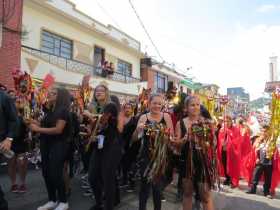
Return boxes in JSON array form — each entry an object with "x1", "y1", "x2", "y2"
[
  {"x1": 143, "y1": 122, "x2": 171, "y2": 183},
  {"x1": 266, "y1": 92, "x2": 280, "y2": 159}
]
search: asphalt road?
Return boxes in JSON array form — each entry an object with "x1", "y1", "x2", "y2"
[{"x1": 1, "y1": 169, "x2": 280, "y2": 210}]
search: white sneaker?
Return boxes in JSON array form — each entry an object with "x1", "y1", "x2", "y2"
[
  {"x1": 37, "y1": 201, "x2": 58, "y2": 210},
  {"x1": 54, "y1": 202, "x2": 69, "y2": 210}
]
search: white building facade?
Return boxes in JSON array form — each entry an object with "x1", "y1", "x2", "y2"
[{"x1": 21, "y1": 0, "x2": 147, "y2": 97}]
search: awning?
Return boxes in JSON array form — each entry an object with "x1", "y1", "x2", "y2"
[{"x1": 180, "y1": 79, "x2": 201, "y2": 90}]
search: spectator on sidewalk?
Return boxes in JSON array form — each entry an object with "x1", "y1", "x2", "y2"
[
  {"x1": 8, "y1": 98, "x2": 29, "y2": 194},
  {"x1": 0, "y1": 89, "x2": 18, "y2": 210}
]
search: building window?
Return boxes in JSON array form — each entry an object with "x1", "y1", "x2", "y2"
[
  {"x1": 154, "y1": 72, "x2": 167, "y2": 93},
  {"x1": 41, "y1": 30, "x2": 72, "y2": 59},
  {"x1": 94, "y1": 46, "x2": 105, "y2": 67},
  {"x1": 117, "y1": 59, "x2": 132, "y2": 76}
]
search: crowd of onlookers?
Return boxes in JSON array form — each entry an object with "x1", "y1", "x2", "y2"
[{"x1": 0, "y1": 82, "x2": 279, "y2": 210}]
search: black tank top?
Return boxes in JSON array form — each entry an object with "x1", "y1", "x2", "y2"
[
  {"x1": 145, "y1": 113, "x2": 166, "y2": 126},
  {"x1": 141, "y1": 113, "x2": 167, "y2": 159}
]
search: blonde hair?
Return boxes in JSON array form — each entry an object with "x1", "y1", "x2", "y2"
[{"x1": 149, "y1": 93, "x2": 164, "y2": 103}]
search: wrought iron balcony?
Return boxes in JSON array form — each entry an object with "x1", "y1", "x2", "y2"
[{"x1": 22, "y1": 45, "x2": 141, "y2": 83}]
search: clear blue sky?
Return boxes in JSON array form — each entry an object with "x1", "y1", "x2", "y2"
[{"x1": 72, "y1": 0, "x2": 280, "y2": 99}]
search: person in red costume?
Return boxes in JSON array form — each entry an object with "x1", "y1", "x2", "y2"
[
  {"x1": 217, "y1": 116, "x2": 241, "y2": 188},
  {"x1": 237, "y1": 118, "x2": 252, "y2": 178}
]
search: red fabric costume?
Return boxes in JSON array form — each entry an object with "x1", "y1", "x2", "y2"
[
  {"x1": 238, "y1": 125, "x2": 252, "y2": 178},
  {"x1": 217, "y1": 125, "x2": 241, "y2": 186}
]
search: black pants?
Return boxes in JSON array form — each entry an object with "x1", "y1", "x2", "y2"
[
  {"x1": 221, "y1": 150, "x2": 231, "y2": 182},
  {"x1": 139, "y1": 155, "x2": 161, "y2": 210},
  {"x1": 0, "y1": 186, "x2": 8, "y2": 210},
  {"x1": 252, "y1": 164, "x2": 273, "y2": 194},
  {"x1": 40, "y1": 140, "x2": 68, "y2": 203},
  {"x1": 89, "y1": 145, "x2": 122, "y2": 210},
  {"x1": 139, "y1": 177, "x2": 161, "y2": 210},
  {"x1": 80, "y1": 142, "x2": 92, "y2": 173}
]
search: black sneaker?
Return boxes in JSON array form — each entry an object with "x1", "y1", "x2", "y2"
[
  {"x1": 223, "y1": 179, "x2": 230, "y2": 186},
  {"x1": 246, "y1": 189, "x2": 256, "y2": 194}
]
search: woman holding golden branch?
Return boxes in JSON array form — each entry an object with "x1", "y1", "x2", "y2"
[
  {"x1": 174, "y1": 95, "x2": 217, "y2": 210},
  {"x1": 134, "y1": 93, "x2": 174, "y2": 210}
]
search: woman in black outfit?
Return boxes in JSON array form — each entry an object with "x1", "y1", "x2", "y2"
[
  {"x1": 30, "y1": 87, "x2": 71, "y2": 210},
  {"x1": 85, "y1": 84, "x2": 124, "y2": 210},
  {"x1": 120, "y1": 102, "x2": 140, "y2": 191},
  {"x1": 134, "y1": 93, "x2": 174, "y2": 210},
  {"x1": 88, "y1": 103, "x2": 123, "y2": 210},
  {"x1": 174, "y1": 96, "x2": 215, "y2": 210}
]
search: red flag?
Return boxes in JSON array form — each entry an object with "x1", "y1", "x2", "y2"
[{"x1": 42, "y1": 74, "x2": 55, "y2": 89}]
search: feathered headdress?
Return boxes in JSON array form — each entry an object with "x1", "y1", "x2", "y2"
[{"x1": 12, "y1": 68, "x2": 33, "y2": 95}]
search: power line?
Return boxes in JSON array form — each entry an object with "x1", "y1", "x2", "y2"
[
  {"x1": 94, "y1": 0, "x2": 122, "y2": 30},
  {"x1": 128, "y1": 0, "x2": 164, "y2": 62}
]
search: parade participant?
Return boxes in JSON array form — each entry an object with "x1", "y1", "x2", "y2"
[
  {"x1": 174, "y1": 95, "x2": 216, "y2": 210},
  {"x1": 8, "y1": 98, "x2": 29, "y2": 193},
  {"x1": 81, "y1": 84, "x2": 110, "y2": 198},
  {"x1": 246, "y1": 125, "x2": 273, "y2": 197},
  {"x1": 87, "y1": 102, "x2": 123, "y2": 210},
  {"x1": 12, "y1": 70, "x2": 34, "y2": 122},
  {"x1": 134, "y1": 93, "x2": 174, "y2": 210},
  {"x1": 29, "y1": 87, "x2": 72, "y2": 210},
  {"x1": 85, "y1": 84, "x2": 124, "y2": 210},
  {"x1": 237, "y1": 118, "x2": 252, "y2": 178},
  {"x1": 120, "y1": 102, "x2": 140, "y2": 192},
  {"x1": 217, "y1": 115, "x2": 241, "y2": 187},
  {"x1": 0, "y1": 89, "x2": 18, "y2": 210}
]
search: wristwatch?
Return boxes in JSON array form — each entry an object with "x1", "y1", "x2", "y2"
[{"x1": 6, "y1": 137, "x2": 13, "y2": 142}]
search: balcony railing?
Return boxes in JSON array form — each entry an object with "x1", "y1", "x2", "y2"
[{"x1": 22, "y1": 45, "x2": 141, "y2": 83}]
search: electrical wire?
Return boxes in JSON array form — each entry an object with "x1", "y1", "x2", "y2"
[
  {"x1": 94, "y1": 0, "x2": 123, "y2": 30},
  {"x1": 128, "y1": 0, "x2": 164, "y2": 62}
]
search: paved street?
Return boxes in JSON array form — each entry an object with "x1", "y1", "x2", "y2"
[{"x1": 1, "y1": 168, "x2": 280, "y2": 210}]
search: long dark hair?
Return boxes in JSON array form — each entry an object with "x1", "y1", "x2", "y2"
[
  {"x1": 54, "y1": 88, "x2": 71, "y2": 112},
  {"x1": 110, "y1": 95, "x2": 121, "y2": 112},
  {"x1": 103, "y1": 102, "x2": 119, "y2": 126}
]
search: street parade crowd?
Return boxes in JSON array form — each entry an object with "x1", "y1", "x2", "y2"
[{"x1": 0, "y1": 70, "x2": 280, "y2": 210}]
